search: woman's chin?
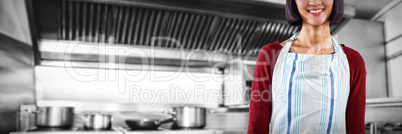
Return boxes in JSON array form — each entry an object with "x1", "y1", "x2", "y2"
[{"x1": 307, "y1": 20, "x2": 327, "y2": 26}]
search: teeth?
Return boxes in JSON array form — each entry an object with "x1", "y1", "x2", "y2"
[{"x1": 309, "y1": 9, "x2": 323, "y2": 13}]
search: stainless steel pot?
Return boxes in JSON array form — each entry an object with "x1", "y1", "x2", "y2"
[
  {"x1": 169, "y1": 106, "x2": 206, "y2": 129},
  {"x1": 34, "y1": 106, "x2": 75, "y2": 128},
  {"x1": 80, "y1": 113, "x2": 112, "y2": 130}
]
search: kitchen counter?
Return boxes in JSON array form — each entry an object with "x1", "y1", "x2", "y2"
[
  {"x1": 123, "y1": 130, "x2": 222, "y2": 134},
  {"x1": 10, "y1": 129, "x2": 223, "y2": 134},
  {"x1": 10, "y1": 131, "x2": 122, "y2": 134},
  {"x1": 220, "y1": 129, "x2": 247, "y2": 134}
]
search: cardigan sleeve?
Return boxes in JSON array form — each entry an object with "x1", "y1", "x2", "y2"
[
  {"x1": 247, "y1": 46, "x2": 273, "y2": 134},
  {"x1": 345, "y1": 47, "x2": 367, "y2": 134}
]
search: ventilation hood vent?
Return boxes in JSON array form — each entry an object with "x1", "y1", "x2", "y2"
[{"x1": 31, "y1": 0, "x2": 354, "y2": 67}]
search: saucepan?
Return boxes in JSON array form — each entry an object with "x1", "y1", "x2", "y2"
[
  {"x1": 27, "y1": 106, "x2": 75, "y2": 129},
  {"x1": 79, "y1": 113, "x2": 113, "y2": 130},
  {"x1": 164, "y1": 106, "x2": 208, "y2": 129}
]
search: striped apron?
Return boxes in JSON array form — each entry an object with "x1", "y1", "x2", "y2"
[{"x1": 269, "y1": 32, "x2": 350, "y2": 134}]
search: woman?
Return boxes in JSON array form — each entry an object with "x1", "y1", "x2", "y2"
[{"x1": 247, "y1": 0, "x2": 366, "y2": 134}]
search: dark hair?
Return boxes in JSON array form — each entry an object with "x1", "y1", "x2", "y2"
[{"x1": 285, "y1": 0, "x2": 344, "y2": 26}]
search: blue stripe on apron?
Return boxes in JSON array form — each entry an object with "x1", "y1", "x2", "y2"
[
  {"x1": 287, "y1": 54, "x2": 298, "y2": 134},
  {"x1": 318, "y1": 56, "x2": 327, "y2": 134},
  {"x1": 280, "y1": 54, "x2": 293, "y2": 134},
  {"x1": 293, "y1": 54, "x2": 304, "y2": 134},
  {"x1": 326, "y1": 55, "x2": 335, "y2": 134}
]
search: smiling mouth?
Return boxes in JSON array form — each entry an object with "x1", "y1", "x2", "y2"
[{"x1": 308, "y1": 9, "x2": 324, "y2": 15}]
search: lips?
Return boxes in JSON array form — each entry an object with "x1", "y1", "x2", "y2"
[{"x1": 308, "y1": 9, "x2": 324, "y2": 15}]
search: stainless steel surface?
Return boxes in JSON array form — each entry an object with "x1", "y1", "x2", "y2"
[
  {"x1": 34, "y1": 107, "x2": 75, "y2": 128},
  {"x1": 0, "y1": 33, "x2": 35, "y2": 133},
  {"x1": 123, "y1": 130, "x2": 223, "y2": 134},
  {"x1": 11, "y1": 131, "x2": 122, "y2": 134},
  {"x1": 38, "y1": 40, "x2": 231, "y2": 67},
  {"x1": 220, "y1": 129, "x2": 247, "y2": 134},
  {"x1": 222, "y1": 59, "x2": 255, "y2": 106},
  {"x1": 120, "y1": 128, "x2": 223, "y2": 134},
  {"x1": 80, "y1": 113, "x2": 112, "y2": 130},
  {"x1": 367, "y1": 97, "x2": 402, "y2": 105},
  {"x1": 11, "y1": 129, "x2": 222, "y2": 134},
  {"x1": 32, "y1": 0, "x2": 354, "y2": 59},
  {"x1": 36, "y1": 101, "x2": 220, "y2": 112},
  {"x1": 170, "y1": 106, "x2": 206, "y2": 129},
  {"x1": 365, "y1": 100, "x2": 402, "y2": 123},
  {"x1": 18, "y1": 105, "x2": 37, "y2": 131},
  {"x1": 125, "y1": 118, "x2": 175, "y2": 130},
  {"x1": 0, "y1": 1, "x2": 35, "y2": 134},
  {"x1": 370, "y1": 123, "x2": 378, "y2": 134},
  {"x1": 39, "y1": 60, "x2": 220, "y2": 73},
  {"x1": 10, "y1": 130, "x2": 221, "y2": 134}
]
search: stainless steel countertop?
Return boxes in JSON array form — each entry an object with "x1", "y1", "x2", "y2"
[
  {"x1": 10, "y1": 130, "x2": 223, "y2": 134},
  {"x1": 10, "y1": 131, "x2": 122, "y2": 134},
  {"x1": 123, "y1": 130, "x2": 222, "y2": 134}
]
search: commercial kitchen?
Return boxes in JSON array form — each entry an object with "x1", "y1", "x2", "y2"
[{"x1": 0, "y1": 0, "x2": 402, "y2": 134}]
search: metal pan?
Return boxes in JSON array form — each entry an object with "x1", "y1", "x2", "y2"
[
  {"x1": 125, "y1": 118, "x2": 175, "y2": 130},
  {"x1": 166, "y1": 106, "x2": 207, "y2": 129},
  {"x1": 79, "y1": 113, "x2": 113, "y2": 130},
  {"x1": 27, "y1": 106, "x2": 75, "y2": 129}
]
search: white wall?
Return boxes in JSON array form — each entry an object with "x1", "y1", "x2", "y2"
[
  {"x1": 336, "y1": 19, "x2": 387, "y2": 98},
  {"x1": 377, "y1": 1, "x2": 402, "y2": 97}
]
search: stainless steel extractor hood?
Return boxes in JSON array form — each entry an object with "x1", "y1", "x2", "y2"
[{"x1": 29, "y1": 0, "x2": 355, "y2": 67}]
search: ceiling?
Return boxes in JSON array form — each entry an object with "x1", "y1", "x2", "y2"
[
  {"x1": 251, "y1": 0, "x2": 394, "y2": 19},
  {"x1": 345, "y1": 0, "x2": 393, "y2": 19}
]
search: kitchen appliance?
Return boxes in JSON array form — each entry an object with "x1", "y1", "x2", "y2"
[
  {"x1": 27, "y1": 0, "x2": 355, "y2": 110},
  {"x1": 30, "y1": 106, "x2": 75, "y2": 129},
  {"x1": 125, "y1": 118, "x2": 175, "y2": 130},
  {"x1": 80, "y1": 113, "x2": 113, "y2": 130},
  {"x1": 168, "y1": 106, "x2": 207, "y2": 129}
]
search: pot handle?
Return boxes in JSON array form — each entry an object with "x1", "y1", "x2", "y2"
[
  {"x1": 75, "y1": 112, "x2": 90, "y2": 123},
  {"x1": 208, "y1": 109, "x2": 216, "y2": 113},
  {"x1": 155, "y1": 117, "x2": 176, "y2": 125},
  {"x1": 162, "y1": 110, "x2": 176, "y2": 116},
  {"x1": 25, "y1": 109, "x2": 39, "y2": 114}
]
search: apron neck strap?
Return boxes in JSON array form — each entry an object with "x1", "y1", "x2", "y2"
[{"x1": 282, "y1": 31, "x2": 344, "y2": 54}]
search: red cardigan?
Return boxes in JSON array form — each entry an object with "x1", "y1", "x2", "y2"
[{"x1": 247, "y1": 41, "x2": 367, "y2": 134}]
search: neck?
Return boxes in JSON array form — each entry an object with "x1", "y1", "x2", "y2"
[{"x1": 296, "y1": 21, "x2": 331, "y2": 48}]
